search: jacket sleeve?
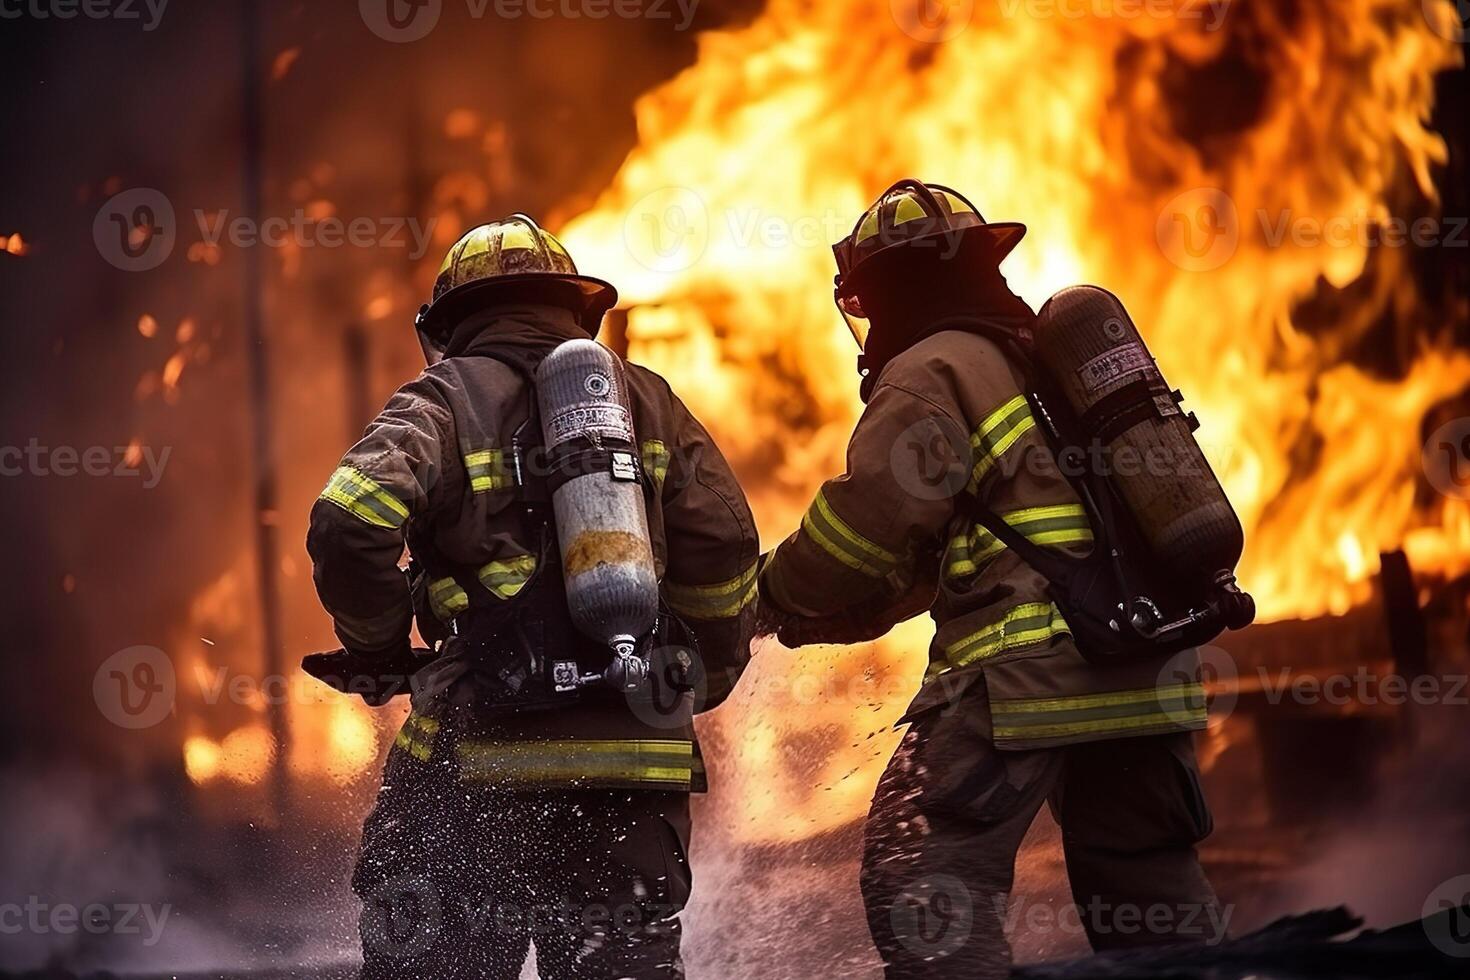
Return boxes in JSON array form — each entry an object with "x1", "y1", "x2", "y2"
[
  {"x1": 759, "y1": 377, "x2": 965, "y2": 637},
  {"x1": 657, "y1": 394, "x2": 761, "y2": 711},
  {"x1": 306, "y1": 373, "x2": 455, "y2": 658}
]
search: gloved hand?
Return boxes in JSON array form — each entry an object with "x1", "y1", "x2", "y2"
[{"x1": 301, "y1": 643, "x2": 435, "y2": 706}]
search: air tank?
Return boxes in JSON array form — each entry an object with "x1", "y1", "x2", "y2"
[
  {"x1": 1034, "y1": 286, "x2": 1244, "y2": 589},
  {"x1": 535, "y1": 339, "x2": 658, "y2": 688}
]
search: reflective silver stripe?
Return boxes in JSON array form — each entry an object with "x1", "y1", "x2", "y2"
[
  {"x1": 665, "y1": 562, "x2": 759, "y2": 620},
  {"x1": 319, "y1": 466, "x2": 409, "y2": 529},
  {"x1": 463, "y1": 449, "x2": 513, "y2": 493},
  {"x1": 967, "y1": 395, "x2": 1035, "y2": 490},
  {"x1": 942, "y1": 601, "x2": 1070, "y2": 668},
  {"x1": 800, "y1": 488, "x2": 901, "y2": 578},
  {"x1": 456, "y1": 739, "x2": 698, "y2": 790},
  {"x1": 991, "y1": 683, "x2": 1208, "y2": 743},
  {"x1": 477, "y1": 554, "x2": 537, "y2": 600}
]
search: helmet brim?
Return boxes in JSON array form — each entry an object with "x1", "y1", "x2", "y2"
[
  {"x1": 419, "y1": 273, "x2": 619, "y2": 341},
  {"x1": 839, "y1": 222, "x2": 1027, "y2": 297}
]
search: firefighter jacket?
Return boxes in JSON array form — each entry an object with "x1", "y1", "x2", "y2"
[
  {"x1": 307, "y1": 307, "x2": 760, "y2": 791},
  {"x1": 761, "y1": 327, "x2": 1206, "y2": 749}
]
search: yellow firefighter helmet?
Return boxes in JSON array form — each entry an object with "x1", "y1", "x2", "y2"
[
  {"x1": 416, "y1": 215, "x2": 617, "y2": 346},
  {"x1": 831, "y1": 179, "x2": 1026, "y2": 350}
]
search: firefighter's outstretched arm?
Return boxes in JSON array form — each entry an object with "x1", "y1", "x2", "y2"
[
  {"x1": 760, "y1": 376, "x2": 962, "y2": 644},
  {"x1": 657, "y1": 395, "x2": 760, "y2": 710},
  {"x1": 306, "y1": 374, "x2": 454, "y2": 662}
]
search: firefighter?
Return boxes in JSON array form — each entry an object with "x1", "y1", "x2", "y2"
[
  {"x1": 306, "y1": 215, "x2": 759, "y2": 979},
  {"x1": 758, "y1": 181, "x2": 1220, "y2": 978}
]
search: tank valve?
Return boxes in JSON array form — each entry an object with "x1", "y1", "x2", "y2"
[{"x1": 601, "y1": 637, "x2": 650, "y2": 692}]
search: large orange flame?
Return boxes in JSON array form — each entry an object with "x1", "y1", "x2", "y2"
[{"x1": 555, "y1": 0, "x2": 1466, "y2": 842}]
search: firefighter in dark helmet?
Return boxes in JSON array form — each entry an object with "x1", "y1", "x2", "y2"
[
  {"x1": 305, "y1": 215, "x2": 759, "y2": 979},
  {"x1": 758, "y1": 181, "x2": 1220, "y2": 978}
]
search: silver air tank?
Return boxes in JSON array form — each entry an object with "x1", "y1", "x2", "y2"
[{"x1": 535, "y1": 339, "x2": 659, "y2": 691}]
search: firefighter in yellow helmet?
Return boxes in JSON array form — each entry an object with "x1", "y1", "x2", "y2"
[
  {"x1": 758, "y1": 182, "x2": 1220, "y2": 977},
  {"x1": 305, "y1": 215, "x2": 759, "y2": 979}
]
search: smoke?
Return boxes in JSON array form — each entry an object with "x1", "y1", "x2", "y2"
[{"x1": 0, "y1": 765, "x2": 361, "y2": 974}]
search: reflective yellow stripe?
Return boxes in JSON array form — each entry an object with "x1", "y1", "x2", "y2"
[
  {"x1": 642, "y1": 440, "x2": 670, "y2": 493},
  {"x1": 991, "y1": 682, "x2": 1207, "y2": 743},
  {"x1": 968, "y1": 395, "x2": 1036, "y2": 489},
  {"x1": 800, "y1": 489, "x2": 901, "y2": 578},
  {"x1": 427, "y1": 576, "x2": 469, "y2": 620},
  {"x1": 319, "y1": 466, "x2": 410, "y2": 529},
  {"x1": 463, "y1": 449, "x2": 513, "y2": 493},
  {"x1": 456, "y1": 739, "x2": 697, "y2": 790},
  {"x1": 665, "y1": 562, "x2": 759, "y2": 620},
  {"x1": 943, "y1": 601, "x2": 1070, "y2": 668},
  {"x1": 943, "y1": 504, "x2": 1093, "y2": 580},
  {"x1": 394, "y1": 712, "x2": 438, "y2": 762},
  {"x1": 477, "y1": 554, "x2": 537, "y2": 600}
]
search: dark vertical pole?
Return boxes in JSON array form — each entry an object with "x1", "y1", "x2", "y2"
[
  {"x1": 241, "y1": 0, "x2": 289, "y2": 820},
  {"x1": 343, "y1": 324, "x2": 372, "y2": 440}
]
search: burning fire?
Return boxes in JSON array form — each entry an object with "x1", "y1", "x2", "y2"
[
  {"x1": 554, "y1": 0, "x2": 1466, "y2": 841},
  {"x1": 562, "y1": 0, "x2": 1468, "y2": 621},
  {"x1": 159, "y1": 2, "x2": 1464, "y2": 839}
]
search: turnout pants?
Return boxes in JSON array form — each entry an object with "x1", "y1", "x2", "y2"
[
  {"x1": 353, "y1": 724, "x2": 691, "y2": 980},
  {"x1": 860, "y1": 692, "x2": 1219, "y2": 979}
]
